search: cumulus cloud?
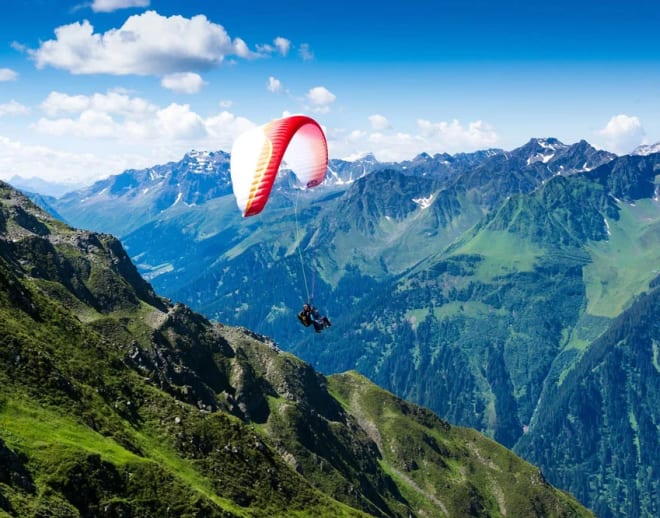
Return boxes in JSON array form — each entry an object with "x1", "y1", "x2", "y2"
[
  {"x1": 328, "y1": 118, "x2": 499, "y2": 162},
  {"x1": 35, "y1": 110, "x2": 122, "y2": 138},
  {"x1": 348, "y1": 129, "x2": 367, "y2": 141},
  {"x1": 36, "y1": 90, "x2": 156, "y2": 139},
  {"x1": 33, "y1": 89, "x2": 254, "y2": 155},
  {"x1": 0, "y1": 100, "x2": 29, "y2": 117},
  {"x1": 597, "y1": 114, "x2": 646, "y2": 154},
  {"x1": 369, "y1": 114, "x2": 390, "y2": 131},
  {"x1": 204, "y1": 110, "x2": 254, "y2": 145},
  {"x1": 0, "y1": 68, "x2": 18, "y2": 81},
  {"x1": 91, "y1": 0, "x2": 150, "y2": 12},
  {"x1": 274, "y1": 37, "x2": 291, "y2": 56},
  {"x1": 2, "y1": 90, "x2": 258, "y2": 183},
  {"x1": 0, "y1": 135, "x2": 132, "y2": 183},
  {"x1": 29, "y1": 11, "x2": 263, "y2": 75},
  {"x1": 35, "y1": 96, "x2": 208, "y2": 141},
  {"x1": 41, "y1": 90, "x2": 155, "y2": 117},
  {"x1": 155, "y1": 103, "x2": 206, "y2": 139},
  {"x1": 267, "y1": 76, "x2": 283, "y2": 93},
  {"x1": 306, "y1": 86, "x2": 336, "y2": 113},
  {"x1": 298, "y1": 43, "x2": 314, "y2": 61},
  {"x1": 417, "y1": 119, "x2": 498, "y2": 150},
  {"x1": 161, "y1": 72, "x2": 206, "y2": 94},
  {"x1": 258, "y1": 37, "x2": 292, "y2": 57}
]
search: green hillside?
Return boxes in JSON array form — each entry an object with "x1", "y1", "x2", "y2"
[
  {"x1": 328, "y1": 371, "x2": 589, "y2": 518},
  {"x1": 583, "y1": 198, "x2": 660, "y2": 317}
]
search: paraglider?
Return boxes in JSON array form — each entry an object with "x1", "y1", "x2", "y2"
[
  {"x1": 297, "y1": 303, "x2": 331, "y2": 333},
  {"x1": 230, "y1": 115, "x2": 332, "y2": 332},
  {"x1": 230, "y1": 115, "x2": 328, "y2": 217}
]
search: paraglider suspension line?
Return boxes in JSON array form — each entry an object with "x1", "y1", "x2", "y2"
[{"x1": 294, "y1": 189, "x2": 311, "y2": 303}]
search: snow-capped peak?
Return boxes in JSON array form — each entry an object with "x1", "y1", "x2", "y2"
[
  {"x1": 525, "y1": 138, "x2": 567, "y2": 165},
  {"x1": 184, "y1": 149, "x2": 229, "y2": 174},
  {"x1": 631, "y1": 142, "x2": 660, "y2": 156}
]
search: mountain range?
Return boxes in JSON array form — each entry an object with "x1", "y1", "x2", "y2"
[
  {"x1": 0, "y1": 180, "x2": 593, "y2": 516},
  {"x1": 20, "y1": 138, "x2": 660, "y2": 517}
]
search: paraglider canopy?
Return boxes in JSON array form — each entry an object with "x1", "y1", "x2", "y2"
[{"x1": 230, "y1": 115, "x2": 328, "y2": 217}]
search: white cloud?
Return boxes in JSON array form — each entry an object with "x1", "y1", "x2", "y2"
[
  {"x1": 349, "y1": 129, "x2": 367, "y2": 141},
  {"x1": 155, "y1": 103, "x2": 206, "y2": 139},
  {"x1": 232, "y1": 37, "x2": 256, "y2": 59},
  {"x1": 299, "y1": 43, "x2": 314, "y2": 61},
  {"x1": 33, "y1": 89, "x2": 253, "y2": 155},
  {"x1": 267, "y1": 76, "x2": 283, "y2": 93},
  {"x1": 369, "y1": 114, "x2": 390, "y2": 131},
  {"x1": 10, "y1": 41, "x2": 27, "y2": 53},
  {"x1": 416, "y1": 119, "x2": 498, "y2": 150},
  {"x1": 41, "y1": 92, "x2": 89, "y2": 115},
  {"x1": 0, "y1": 68, "x2": 18, "y2": 81},
  {"x1": 91, "y1": 0, "x2": 150, "y2": 12},
  {"x1": 597, "y1": 114, "x2": 646, "y2": 154},
  {"x1": 257, "y1": 37, "x2": 291, "y2": 57},
  {"x1": 0, "y1": 100, "x2": 29, "y2": 117},
  {"x1": 161, "y1": 72, "x2": 206, "y2": 94},
  {"x1": 34, "y1": 101, "x2": 208, "y2": 142},
  {"x1": 274, "y1": 37, "x2": 291, "y2": 56},
  {"x1": 204, "y1": 111, "x2": 255, "y2": 146},
  {"x1": 306, "y1": 86, "x2": 336, "y2": 113},
  {"x1": 41, "y1": 90, "x2": 155, "y2": 117},
  {"x1": 30, "y1": 11, "x2": 260, "y2": 75},
  {"x1": 0, "y1": 135, "x2": 133, "y2": 183},
  {"x1": 35, "y1": 90, "x2": 179, "y2": 140},
  {"x1": 34, "y1": 110, "x2": 122, "y2": 138},
  {"x1": 2, "y1": 96, "x2": 257, "y2": 184},
  {"x1": 328, "y1": 118, "x2": 499, "y2": 162}
]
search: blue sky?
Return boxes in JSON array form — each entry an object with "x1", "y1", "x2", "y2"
[{"x1": 1, "y1": 0, "x2": 659, "y2": 185}]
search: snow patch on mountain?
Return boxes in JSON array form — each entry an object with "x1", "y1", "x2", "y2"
[
  {"x1": 413, "y1": 195, "x2": 434, "y2": 209},
  {"x1": 632, "y1": 142, "x2": 660, "y2": 156},
  {"x1": 525, "y1": 138, "x2": 568, "y2": 166},
  {"x1": 526, "y1": 153, "x2": 554, "y2": 165},
  {"x1": 188, "y1": 150, "x2": 216, "y2": 173}
]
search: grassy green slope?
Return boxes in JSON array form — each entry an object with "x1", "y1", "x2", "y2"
[
  {"x1": 0, "y1": 184, "x2": 362, "y2": 517},
  {"x1": 583, "y1": 198, "x2": 660, "y2": 317},
  {"x1": 329, "y1": 371, "x2": 592, "y2": 518},
  {"x1": 0, "y1": 272, "x2": 356, "y2": 517}
]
